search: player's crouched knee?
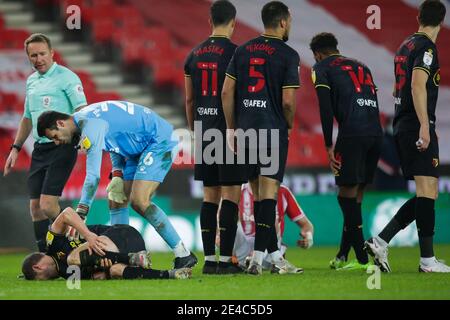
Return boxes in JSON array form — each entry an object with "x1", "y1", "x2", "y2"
[{"x1": 109, "y1": 263, "x2": 127, "y2": 279}]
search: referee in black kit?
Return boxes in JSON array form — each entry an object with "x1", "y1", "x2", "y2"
[{"x1": 222, "y1": 1, "x2": 300, "y2": 275}]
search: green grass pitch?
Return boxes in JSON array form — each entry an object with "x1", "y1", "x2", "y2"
[{"x1": 1, "y1": 245, "x2": 450, "y2": 300}]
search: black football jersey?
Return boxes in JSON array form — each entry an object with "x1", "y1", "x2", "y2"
[
  {"x1": 312, "y1": 54, "x2": 382, "y2": 137},
  {"x1": 393, "y1": 33, "x2": 440, "y2": 134},
  {"x1": 226, "y1": 34, "x2": 300, "y2": 133},
  {"x1": 184, "y1": 36, "x2": 237, "y2": 133},
  {"x1": 46, "y1": 229, "x2": 86, "y2": 279},
  {"x1": 45, "y1": 225, "x2": 111, "y2": 279}
]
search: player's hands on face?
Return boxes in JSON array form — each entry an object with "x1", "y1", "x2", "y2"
[
  {"x1": 3, "y1": 149, "x2": 19, "y2": 176},
  {"x1": 326, "y1": 146, "x2": 341, "y2": 174},
  {"x1": 417, "y1": 125, "x2": 430, "y2": 152},
  {"x1": 99, "y1": 258, "x2": 113, "y2": 268}
]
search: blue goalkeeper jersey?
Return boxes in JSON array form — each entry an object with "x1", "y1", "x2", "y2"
[{"x1": 73, "y1": 100, "x2": 176, "y2": 206}]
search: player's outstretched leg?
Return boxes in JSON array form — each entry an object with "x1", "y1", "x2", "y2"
[{"x1": 168, "y1": 268, "x2": 193, "y2": 279}]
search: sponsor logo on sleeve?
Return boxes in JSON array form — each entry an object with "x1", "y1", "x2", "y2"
[
  {"x1": 423, "y1": 49, "x2": 433, "y2": 66},
  {"x1": 311, "y1": 69, "x2": 316, "y2": 84},
  {"x1": 432, "y1": 158, "x2": 439, "y2": 168},
  {"x1": 433, "y1": 69, "x2": 441, "y2": 86},
  {"x1": 80, "y1": 136, "x2": 91, "y2": 150}
]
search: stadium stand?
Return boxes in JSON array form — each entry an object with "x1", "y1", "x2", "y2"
[{"x1": 2, "y1": 0, "x2": 450, "y2": 177}]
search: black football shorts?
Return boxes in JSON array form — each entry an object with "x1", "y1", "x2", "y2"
[
  {"x1": 394, "y1": 130, "x2": 439, "y2": 180},
  {"x1": 28, "y1": 142, "x2": 77, "y2": 199},
  {"x1": 334, "y1": 136, "x2": 382, "y2": 186}
]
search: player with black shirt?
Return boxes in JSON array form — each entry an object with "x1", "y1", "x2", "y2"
[
  {"x1": 21, "y1": 207, "x2": 192, "y2": 280},
  {"x1": 365, "y1": 0, "x2": 450, "y2": 273},
  {"x1": 222, "y1": 1, "x2": 300, "y2": 275},
  {"x1": 310, "y1": 33, "x2": 382, "y2": 270},
  {"x1": 184, "y1": 1, "x2": 244, "y2": 274}
]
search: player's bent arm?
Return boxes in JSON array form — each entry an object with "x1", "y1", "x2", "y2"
[
  {"x1": 297, "y1": 216, "x2": 314, "y2": 234},
  {"x1": 67, "y1": 235, "x2": 118, "y2": 266},
  {"x1": 282, "y1": 88, "x2": 297, "y2": 129},
  {"x1": 411, "y1": 69, "x2": 429, "y2": 128},
  {"x1": 60, "y1": 207, "x2": 97, "y2": 241},
  {"x1": 79, "y1": 148, "x2": 103, "y2": 210},
  {"x1": 297, "y1": 216, "x2": 314, "y2": 249},
  {"x1": 222, "y1": 76, "x2": 236, "y2": 130},
  {"x1": 13, "y1": 117, "x2": 32, "y2": 146},
  {"x1": 315, "y1": 86, "x2": 334, "y2": 148},
  {"x1": 184, "y1": 76, "x2": 195, "y2": 131}
]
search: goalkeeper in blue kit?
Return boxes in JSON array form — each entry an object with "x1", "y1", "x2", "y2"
[{"x1": 37, "y1": 100, "x2": 197, "y2": 269}]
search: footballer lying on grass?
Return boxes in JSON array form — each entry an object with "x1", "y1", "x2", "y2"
[{"x1": 21, "y1": 207, "x2": 192, "y2": 280}]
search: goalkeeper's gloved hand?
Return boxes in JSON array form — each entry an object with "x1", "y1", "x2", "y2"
[{"x1": 106, "y1": 170, "x2": 127, "y2": 204}]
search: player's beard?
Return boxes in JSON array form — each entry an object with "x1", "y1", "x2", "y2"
[{"x1": 72, "y1": 129, "x2": 82, "y2": 148}]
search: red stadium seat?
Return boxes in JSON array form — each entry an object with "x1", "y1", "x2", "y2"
[
  {"x1": 73, "y1": 70, "x2": 97, "y2": 93},
  {"x1": 0, "y1": 92, "x2": 20, "y2": 113},
  {"x1": 287, "y1": 131, "x2": 328, "y2": 167},
  {"x1": 88, "y1": 91, "x2": 122, "y2": 103},
  {"x1": 52, "y1": 50, "x2": 67, "y2": 66},
  {"x1": 0, "y1": 129, "x2": 31, "y2": 170},
  {"x1": 91, "y1": 17, "x2": 115, "y2": 43},
  {"x1": 0, "y1": 29, "x2": 30, "y2": 49},
  {"x1": 112, "y1": 18, "x2": 146, "y2": 46},
  {"x1": 0, "y1": 15, "x2": 5, "y2": 31},
  {"x1": 112, "y1": 5, "x2": 142, "y2": 26},
  {"x1": 118, "y1": 37, "x2": 145, "y2": 66}
]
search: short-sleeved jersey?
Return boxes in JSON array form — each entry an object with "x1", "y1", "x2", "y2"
[
  {"x1": 24, "y1": 62, "x2": 87, "y2": 143},
  {"x1": 239, "y1": 184, "x2": 305, "y2": 238},
  {"x1": 46, "y1": 229, "x2": 84, "y2": 278},
  {"x1": 74, "y1": 101, "x2": 177, "y2": 206},
  {"x1": 226, "y1": 35, "x2": 300, "y2": 133},
  {"x1": 45, "y1": 225, "x2": 111, "y2": 279},
  {"x1": 393, "y1": 33, "x2": 440, "y2": 134},
  {"x1": 312, "y1": 55, "x2": 382, "y2": 138},
  {"x1": 184, "y1": 36, "x2": 237, "y2": 133}
]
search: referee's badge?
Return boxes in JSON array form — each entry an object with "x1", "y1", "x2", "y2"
[
  {"x1": 311, "y1": 69, "x2": 316, "y2": 84},
  {"x1": 42, "y1": 96, "x2": 51, "y2": 108},
  {"x1": 423, "y1": 49, "x2": 433, "y2": 66},
  {"x1": 75, "y1": 84, "x2": 84, "y2": 95}
]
